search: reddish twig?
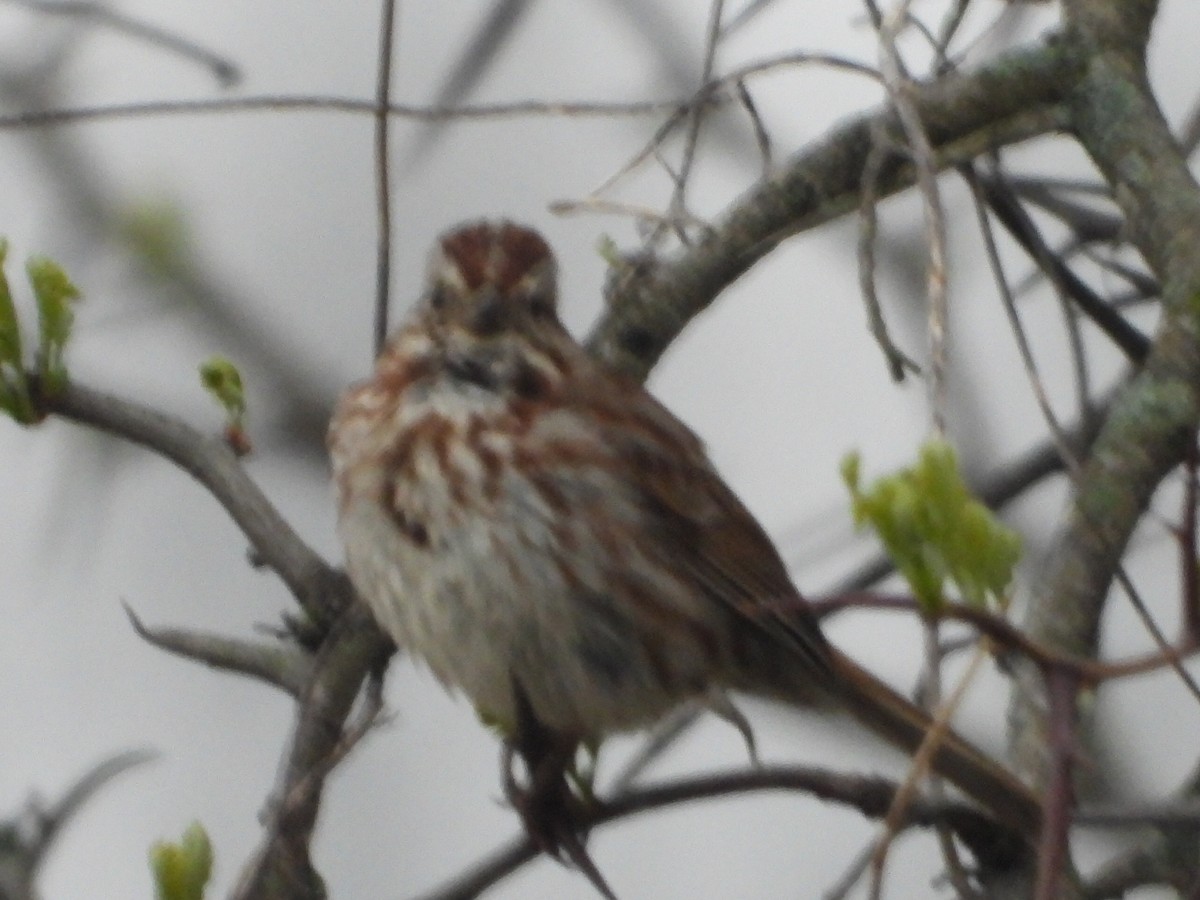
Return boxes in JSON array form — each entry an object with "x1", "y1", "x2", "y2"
[
  {"x1": 1035, "y1": 667, "x2": 1080, "y2": 900},
  {"x1": 411, "y1": 764, "x2": 1026, "y2": 900},
  {"x1": 810, "y1": 592, "x2": 1200, "y2": 686},
  {"x1": 1182, "y1": 439, "x2": 1200, "y2": 641}
]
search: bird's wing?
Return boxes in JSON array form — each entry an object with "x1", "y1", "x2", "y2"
[{"x1": 571, "y1": 372, "x2": 836, "y2": 687}]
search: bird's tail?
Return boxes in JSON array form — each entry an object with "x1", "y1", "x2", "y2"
[{"x1": 827, "y1": 650, "x2": 1042, "y2": 836}]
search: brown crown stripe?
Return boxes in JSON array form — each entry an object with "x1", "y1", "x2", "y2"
[{"x1": 440, "y1": 221, "x2": 551, "y2": 294}]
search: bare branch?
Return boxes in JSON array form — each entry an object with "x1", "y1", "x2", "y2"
[
  {"x1": 1034, "y1": 668, "x2": 1081, "y2": 900},
  {"x1": 1010, "y1": 0, "x2": 1200, "y2": 796},
  {"x1": 0, "y1": 94, "x2": 686, "y2": 131},
  {"x1": 1083, "y1": 760, "x2": 1200, "y2": 897},
  {"x1": 964, "y1": 165, "x2": 1088, "y2": 478},
  {"x1": 4, "y1": 0, "x2": 240, "y2": 85},
  {"x1": 36, "y1": 378, "x2": 347, "y2": 625},
  {"x1": 661, "y1": 0, "x2": 725, "y2": 243},
  {"x1": 1077, "y1": 801, "x2": 1200, "y2": 830},
  {"x1": 876, "y1": 0, "x2": 952, "y2": 432},
  {"x1": 0, "y1": 750, "x2": 156, "y2": 900},
  {"x1": 857, "y1": 123, "x2": 922, "y2": 381},
  {"x1": 587, "y1": 37, "x2": 1078, "y2": 380},
  {"x1": 21, "y1": 377, "x2": 384, "y2": 897},
  {"x1": 974, "y1": 173, "x2": 1150, "y2": 361},
  {"x1": 412, "y1": 764, "x2": 1028, "y2": 900},
  {"x1": 733, "y1": 80, "x2": 772, "y2": 177},
  {"x1": 124, "y1": 603, "x2": 314, "y2": 697},
  {"x1": 230, "y1": 607, "x2": 393, "y2": 900},
  {"x1": 372, "y1": 0, "x2": 399, "y2": 354}
]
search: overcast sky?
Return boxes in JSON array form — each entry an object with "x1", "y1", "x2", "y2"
[{"x1": 2, "y1": 2, "x2": 1198, "y2": 898}]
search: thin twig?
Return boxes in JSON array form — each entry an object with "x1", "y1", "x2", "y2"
[
  {"x1": 559, "y1": 51, "x2": 879, "y2": 204},
  {"x1": 715, "y1": 50, "x2": 881, "y2": 88},
  {"x1": 1076, "y1": 246, "x2": 1158, "y2": 300},
  {"x1": 812, "y1": 592, "x2": 1200, "y2": 685},
  {"x1": 23, "y1": 750, "x2": 156, "y2": 873},
  {"x1": 719, "y1": 0, "x2": 782, "y2": 36},
  {"x1": 823, "y1": 841, "x2": 879, "y2": 900},
  {"x1": 1058, "y1": 265, "x2": 1095, "y2": 439},
  {"x1": 581, "y1": 37, "x2": 1076, "y2": 379},
  {"x1": 1007, "y1": 177, "x2": 1124, "y2": 242},
  {"x1": 662, "y1": 0, "x2": 726, "y2": 245},
  {"x1": 400, "y1": 0, "x2": 534, "y2": 167},
  {"x1": 124, "y1": 603, "x2": 314, "y2": 697},
  {"x1": 933, "y1": 0, "x2": 973, "y2": 66},
  {"x1": 1111, "y1": 566, "x2": 1200, "y2": 705},
  {"x1": 963, "y1": 164, "x2": 1086, "y2": 480},
  {"x1": 878, "y1": 0, "x2": 951, "y2": 433},
  {"x1": 410, "y1": 765, "x2": 1025, "y2": 900},
  {"x1": 38, "y1": 379, "x2": 344, "y2": 623},
  {"x1": 0, "y1": 94, "x2": 683, "y2": 131},
  {"x1": 606, "y1": 704, "x2": 703, "y2": 794},
  {"x1": 974, "y1": 172, "x2": 1150, "y2": 362},
  {"x1": 858, "y1": 121, "x2": 921, "y2": 381},
  {"x1": 733, "y1": 79, "x2": 772, "y2": 178},
  {"x1": 279, "y1": 666, "x2": 389, "y2": 814},
  {"x1": 372, "y1": 0, "x2": 399, "y2": 356},
  {"x1": 1182, "y1": 440, "x2": 1200, "y2": 641},
  {"x1": 1077, "y1": 800, "x2": 1200, "y2": 829},
  {"x1": 0, "y1": 750, "x2": 157, "y2": 900},
  {"x1": 4, "y1": 0, "x2": 240, "y2": 84},
  {"x1": 585, "y1": 103, "x2": 695, "y2": 199},
  {"x1": 550, "y1": 196, "x2": 712, "y2": 232},
  {"x1": 870, "y1": 643, "x2": 990, "y2": 896}
]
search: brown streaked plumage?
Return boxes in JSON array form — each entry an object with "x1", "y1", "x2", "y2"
[{"x1": 329, "y1": 220, "x2": 1042, "y2": 847}]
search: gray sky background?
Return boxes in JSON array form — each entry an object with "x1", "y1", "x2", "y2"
[{"x1": 1, "y1": 2, "x2": 1198, "y2": 898}]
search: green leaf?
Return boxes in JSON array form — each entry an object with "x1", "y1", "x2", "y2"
[
  {"x1": 595, "y1": 234, "x2": 622, "y2": 268},
  {"x1": 843, "y1": 439, "x2": 1021, "y2": 612},
  {"x1": 150, "y1": 822, "x2": 213, "y2": 900},
  {"x1": 200, "y1": 356, "x2": 251, "y2": 453},
  {"x1": 199, "y1": 356, "x2": 246, "y2": 422},
  {"x1": 121, "y1": 198, "x2": 190, "y2": 276},
  {"x1": 0, "y1": 241, "x2": 35, "y2": 423},
  {"x1": 0, "y1": 240, "x2": 20, "y2": 367},
  {"x1": 28, "y1": 256, "x2": 81, "y2": 394}
]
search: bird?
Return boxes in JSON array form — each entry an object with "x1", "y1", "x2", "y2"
[{"x1": 328, "y1": 219, "x2": 1041, "y2": 876}]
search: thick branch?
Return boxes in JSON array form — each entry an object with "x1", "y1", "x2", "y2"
[
  {"x1": 24, "y1": 377, "x2": 382, "y2": 897},
  {"x1": 1009, "y1": 0, "x2": 1200, "y2": 780},
  {"x1": 230, "y1": 606, "x2": 393, "y2": 900},
  {"x1": 586, "y1": 36, "x2": 1080, "y2": 379}
]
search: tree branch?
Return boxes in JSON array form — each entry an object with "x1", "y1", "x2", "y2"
[
  {"x1": 1009, "y1": 0, "x2": 1200, "y2": 781},
  {"x1": 124, "y1": 603, "x2": 314, "y2": 697},
  {"x1": 37, "y1": 379, "x2": 347, "y2": 626},
  {"x1": 0, "y1": 750, "x2": 156, "y2": 900},
  {"x1": 586, "y1": 35, "x2": 1080, "y2": 379},
  {"x1": 230, "y1": 606, "x2": 393, "y2": 900},
  {"x1": 412, "y1": 765, "x2": 1028, "y2": 900},
  {"x1": 21, "y1": 376, "x2": 385, "y2": 897}
]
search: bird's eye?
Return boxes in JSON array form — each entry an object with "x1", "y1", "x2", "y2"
[
  {"x1": 429, "y1": 286, "x2": 449, "y2": 310},
  {"x1": 528, "y1": 293, "x2": 554, "y2": 319}
]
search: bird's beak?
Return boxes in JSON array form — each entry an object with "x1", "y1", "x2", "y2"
[{"x1": 470, "y1": 289, "x2": 506, "y2": 336}]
